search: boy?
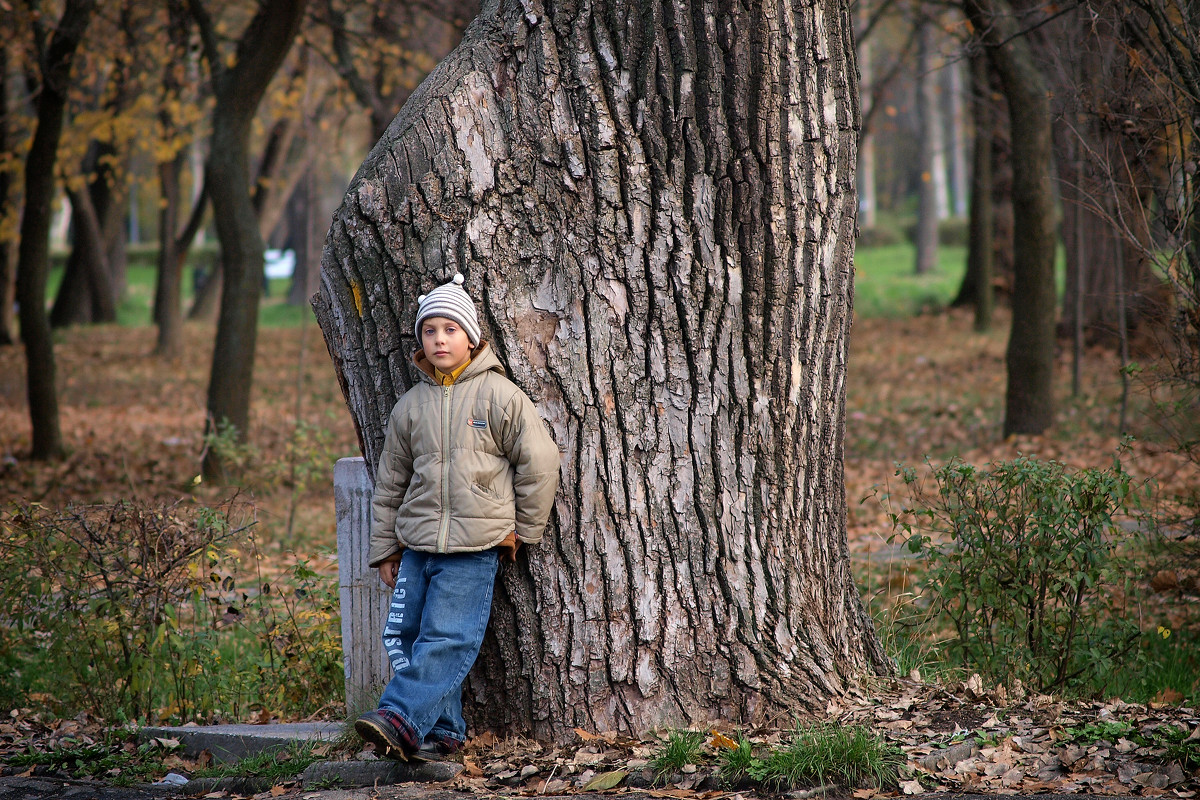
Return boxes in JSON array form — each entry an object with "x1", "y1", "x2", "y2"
[{"x1": 355, "y1": 272, "x2": 560, "y2": 761}]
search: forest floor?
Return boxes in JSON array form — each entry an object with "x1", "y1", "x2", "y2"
[{"x1": 0, "y1": 309, "x2": 1198, "y2": 797}]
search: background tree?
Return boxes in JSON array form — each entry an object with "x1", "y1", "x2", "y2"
[
  {"x1": 962, "y1": 0, "x2": 1058, "y2": 436},
  {"x1": 47, "y1": 3, "x2": 161, "y2": 328},
  {"x1": 315, "y1": 0, "x2": 889, "y2": 740},
  {"x1": 1017, "y1": 0, "x2": 1161, "y2": 407},
  {"x1": 0, "y1": 47, "x2": 23, "y2": 346},
  {"x1": 15, "y1": 0, "x2": 96, "y2": 460},
  {"x1": 964, "y1": 51, "x2": 995, "y2": 331},
  {"x1": 913, "y1": 11, "x2": 943, "y2": 275},
  {"x1": 152, "y1": 0, "x2": 205, "y2": 358},
  {"x1": 190, "y1": 0, "x2": 308, "y2": 482},
  {"x1": 855, "y1": 0, "x2": 922, "y2": 238},
  {"x1": 313, "y1": 0, "x2": 477, "y2": 140}
]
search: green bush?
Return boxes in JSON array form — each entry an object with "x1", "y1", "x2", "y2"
[
  {"x1": 886, "y1": 454, "x2": 1148, "y2": 693},
  {"x1": 0, "y1": 500, "x2": 342, "y2": 723}
]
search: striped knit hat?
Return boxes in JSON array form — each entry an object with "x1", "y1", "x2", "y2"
[{"x1": 414, "y1": 273, "x2": 481, "y2": 346}]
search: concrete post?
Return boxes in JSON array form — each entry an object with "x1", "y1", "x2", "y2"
[{"x1": 335, "y1": 457, "x2": 390, "y2": 712}]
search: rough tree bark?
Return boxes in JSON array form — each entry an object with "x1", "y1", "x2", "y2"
[
  {"x1": 189, "y1": 0, "x2": 307, "y2": 481},
  {"x1": 16, "y1": 0, "x2": 95, "y2": 460},
  {"x1": 315, "y1": 0, "x2": 888, "y2": 741},
  {"x1": 963, "y1": 0, "x2": 1058, "y2": 436}
]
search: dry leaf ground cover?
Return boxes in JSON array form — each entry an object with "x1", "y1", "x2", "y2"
[{"x1": 1, "y1": 310, "x2": 1198, "y2": 797}]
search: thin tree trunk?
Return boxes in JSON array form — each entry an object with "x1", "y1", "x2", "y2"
[
  {"x1": 153, "y1": 0, "x2": 192, "y2": 358},
  {"x1": 91, "y1": 139, "x2": 128, "y2": 308},
  {"x1": 286, "y1": 169, "x2": 319, "y2": 307},
  {"x1": 967, "y1": 51, "x2": 994, "y2": 331},
  {"x1": 189, "y1": 0, "x2": 308, "y2": 482},
  {"x1": 155, "y1": 152, "x2": 186, "y2": 357},
  {"x1": 188, "y1": 258, "x2": 222, "y2": 321},
  {"x1": 949, "y1": 57, "x2": 970, "y2": 218},
  {"x1": 857, "y1": 0, "x2": 877, "y2": 230},
  {"x1": 51, "y1": 183, "x2": 117, "y2": 327},
  {"x1": 964, "y1": 0, "x2": 1058, "y2": 436},
  {"x1": 316, "y1": 0, "x2": 887, "y2": 742},
  {"x1": 0, "y1": 238, "x2": 15, "y2": 346},
  {"x1": 16, "y1": 0, "x2": 96, "y2": 460},
  {"x1": 914, "y1": 17, "x2": 940, "y2": 274},
  {"x1": 0, "y1": 47, "x2": 17, "y2": 346}
]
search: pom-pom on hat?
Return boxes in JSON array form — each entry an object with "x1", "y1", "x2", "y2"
[{"x1": 414, "y1": 272, "x2": 481, "y2": 346}]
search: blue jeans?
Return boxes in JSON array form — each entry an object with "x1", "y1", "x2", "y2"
[{"x1": 378, "y1": 548, "x2": 499, "y2": 744}]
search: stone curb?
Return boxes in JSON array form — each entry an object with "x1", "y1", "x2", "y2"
[
  {"x1": 301, "y1": 758, "x2": 464, "y2": 788},
  {"x1": 138, "y1": 722, "x2": 344, "y2": 764}
]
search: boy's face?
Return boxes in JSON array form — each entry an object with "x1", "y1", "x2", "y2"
[{"x1": 420, "y1": 316, "x2": 475, "y2": 373}]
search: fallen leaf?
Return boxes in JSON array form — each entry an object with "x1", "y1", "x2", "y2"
[
  {"x1": 900, "y1": 779, "x2": 924, "y2": 794},
  {"x1": 269, "y1": 786, "x2": 287, "y2": 796},
  {"x1": 1152, "y1": 687, "x2": 1184, "y2": 705},
  {"x1": 710, "y1": 730, "x2": 738, "y2": 750},
  {"x1": 583, "y1": 769, "x2": 627, "y2": 790},
  {"x1": 469, "y1": 731, "x2": 499, "y2": 748}
]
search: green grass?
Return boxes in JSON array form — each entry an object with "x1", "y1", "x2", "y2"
[
  {"x1": 1098, "y1": 626, "x2": 1200, "y2": 706},
  {"x1": 745, "y1": 723, "x2": 903, "y2": 791},
  {"x1": 1064, "y1": 718, "x2": 1200, "y2": 770},
  {"x1": 852, "y1": 243, "x2": 968, "y2": 319},
  {"x1": 191, "y1": 740, "x2": 322, "y2": 782},
  {"x1": 650, "y1": 729, "x2": 707, "y2": 777},
  {"x1": 852, "y1": 241, "x2": 1068, "y2": 319},
  {"x1": 5, "y1": 734, "x2": 182, "y2": 787},
  {"x1": 717, "y1": 736, "x2": 756, "y2": 785},
  {"x1": 47, "y1": 244, "x2": 316, "y2": 330}
]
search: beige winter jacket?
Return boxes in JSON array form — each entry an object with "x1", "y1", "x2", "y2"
[{"x1": 368, "y1": 342, "x2": 560, "y2": 567}]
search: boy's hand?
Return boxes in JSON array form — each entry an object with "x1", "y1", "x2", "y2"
[{"x1": 378, "y1": 556, "x2": 402, "y2": 588}]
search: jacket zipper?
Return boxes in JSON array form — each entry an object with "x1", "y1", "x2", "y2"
[{"x1": 437, "y1": 383, "x2": 452, "y2": 552}]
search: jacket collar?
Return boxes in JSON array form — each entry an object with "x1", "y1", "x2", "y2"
[{"x1": 412, "y1": 340, "x2": 502, "y2": 385}]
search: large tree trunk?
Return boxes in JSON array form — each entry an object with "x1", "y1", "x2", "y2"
[
  {"x1": 190, "y1": 0, "x2": 308, "y2": 482},
  {"x1": 316, "y1": 0, "x2": 888, "y2": 742},
  {"x1": 16, "y1": 0, "x2": 95, "y2": 460},
  {"x1": 964, "y1": 0, "x2": 1058, "y2": 436}
]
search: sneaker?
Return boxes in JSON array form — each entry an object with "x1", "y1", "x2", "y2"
[{"x1": 354, "y1": 710, "x2": 419, "y2": 761}]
